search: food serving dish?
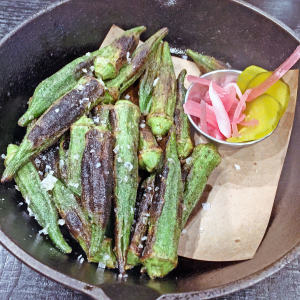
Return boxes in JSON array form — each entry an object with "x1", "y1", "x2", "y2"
[{"x1": 0, "y1": 0, "x2": 300, "y2": 299}]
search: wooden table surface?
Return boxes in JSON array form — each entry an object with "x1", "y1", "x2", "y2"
[{"x1": 0, "y1": 0, "x2": 300, "y2": 299}]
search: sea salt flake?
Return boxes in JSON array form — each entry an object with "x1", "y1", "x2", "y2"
[
  {"x1": 90, "y1": 66, "x2": 95, "y2": 71},
  {"x1": 117, "y1": 157, "x2": 123, "y2": 163},
  {"x1": 93, "y1": 117, "x2": 99, "y2": 124},
  {"x1": 90, "y1": 149, "x2": 95, "y2": 153},
  {"x1": 141, "y1": 236, "x2": 147, "y2": 241},
  {"x1": 78, "y1": 85, "x2": 84, "y2": 91},
  {"x1": 73, "y1": 154, "x2": 80, "y2": 160},
  {"x1": 182, "y1": 55, "x2": 188, "y2": 60},
  {"x1": 168, "y1": 158, "x2": 175, "y2": 164},
  {"x1": 156, "y1": 136, "x2": 162, "y2": 141},
  {"x1": 182, "y1": 229, "x2": 187, "y2": 234},
  {"x1": 126, "y1": 52, "x2": 131, "y2": 62},
  {"x1": 202, "y1": 203, "x2": 211, "y2": 210},
  {"x1": 234, "y1": 164, "x2": 241, "y2": 170},
  {"x1": 186, "y1": 157, "x2": 193, "y2": 165},
  {"x1": 70, "y1": 183, "x2": 79, "y2": 188},
  {"x1": 58, "y1": 219, "x2": 65, "y2": 226},
  {"x1": 153, "y1": 78, "x2": 159, "y2": 87},
  {"x1": 55, "y1": 109, "x2": 59, "y2": 113},
  {"x1": 98, "y1": 261, "x2": 106, "y2": 269},
  {"x1": 15, "y1": 185, "x2": 20, "y2": 191},
  {"x1": 140, "y1": 123, "x2": 146, "y2": 128},
  {"x1": 17, "y1": 202, "x2": 23, "y2": 207},
  {"x1": 41, "y1": 174, "x2": 58, "y2": 191},
  {"x1": 82, "y1": 68, "x2": 88, "y2": 73},
  {"x1": 1, "y1": 154, "x2": 6, "y2": 159},
  {"x1": 86, "y1": 52, "x2": 91, "y2": 56},
  {"x1": 124, "y1": 94, "x2": 130, "y2": 100},
  {"x1": 77, "y1": 254, "x2": 82, "y2": 261},
  {"x1": 124, "y1": 162, "x2": 133, "y2": 171},
  {"x1": 79, "y1": 258, "x2": 84, "y2": 264},
  {"x1": 138, "y1": 244, "x2": 143, "y2": 249},
  {"x1": 95, "y1": 162, "x2": 101, "y2": 168},
  {"x1": 155, "y1": 187, "x2": 159, "y2": 191},
  {"x1": 39, "y1": 227, "x2": 48, "y2": 235},
  {"x1": 27, "y1": 207, "x2": 34, "y2": 217},
  {"x1": 38, "y1": 171, "x2": 43, "y2": 176},
  {"x1": 113, "y1": 145, "x2": 120, "y2": 154}
]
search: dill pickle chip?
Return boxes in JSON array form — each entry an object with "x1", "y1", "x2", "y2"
[
  {"x1": 227, "y1": 94, "x2": 282, "y2": 143},
  {"x1": 236, "y1": 65, "x2": 267, "y2": 93},
  {"x1": 246, "y1": 71, "x2": 290, "y2": 118}
]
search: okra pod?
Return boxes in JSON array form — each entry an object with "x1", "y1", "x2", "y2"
[
  {"x1": 92, "y1": 105, "x2": 113, "y2": 132},
  {"x1": 139, "y1": 42, "x2": 163, "y2": 115},
  {"x1": 95, "y1": 238, "x2": 117, "y2": 269},
  {"x1": 2, "y1": 76, "x2": 105, "y2": 183},
  {"x1": 81, "y1": 127, "x2": 115, "y2": 261},
  {"x1": 174, "y1": 69, "x2": 194, "y2": 159},
  {"x1": 18, "y1": 49, "x2": 105, "y2": 127},
  {"x1": 52, "y1": 179, "x2": 91, "y2": 254},
  {"x1": 33, "y1": 142, "x2": 60, "y2": 179},
  {"x1": 186, "y1": 49, "x2": 228, "y2": 74},
  {"x1": 105, "y1": 28, "x2": 169, "y2": 104},
  {"x1": 110, "y1": 100, "x2": 141, "y2": 275},
  {"x1": 95, "y1": 26, "x2": 146, "y2": 80},
  {"x1": 58, "y1": 134, "x2": 69, "y2": 183},
  {"x1": 5, "y1": 144, "x2": 71, "y2": 253},
  {"x1": 141, "y1": 126, "x2": 182, "y2": 278},
  {"x1": 66, "y1": 116, "x2": 94, "y2": 197},
  {"x1": 127, "y1": 174, "x2": 155, "y2": 269},
  {"x1": 181, "y1": 144, "x2": 221, "y2": 227},
  {"x1": 146, "y1": 42, "x2": 176, "y2": 137},
  {"x1": 138, "y1": 116, "x2": 162, "y2": 173}
]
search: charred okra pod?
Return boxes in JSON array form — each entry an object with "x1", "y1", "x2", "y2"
[
  {"x1": 186, "y1": 49, "x2": 228, "y2": 74},
  {"x1": 139, "y1": 42, "x2": 163, "y2": 115},
  {"x1": 18, "y1": 49, "x2": 104, "y2": 127},
  {"x1": 127, "y1": 174, "x2": 155, "y2": 269},
  {"x1": 141, "y1": 126, "x2": 182, "y2": 278},
  {"x1": 81, "y1": 127, "x2": 115, "y2": 261},
  {"x1": 52, "y1": 179, "x2": 91, "y2": 254},
  {"x1": 33, "y1": 142, "x2": 60, "y2": 179},
  {"x1": 174, "y1": 69, "x2": 194, "y2": 159},
  {"x1": 92, "y1": 105, "x2": 113, "y2": 132},
  {"x1": 110, "y1": 100, "x2": 141, "y2": 275},
  {"x1": 105, "y1": 28, "x2": 169, "y2": 104},
  {"x1": 147, "y1": 42, "x2": 176, "y2": 137},
  {"x1": 5, "y1": 144, "x2": 71, "y2": 253},
  {"x1": 2, "y1": 76, "x2": 105, "y2": 183},
  {"x1": 95, "y1": 26, "x2": 146, "y2": 80},
  {"x1": 181, "y1": 144, "x2": 221, "y2": 227},
  {"x1": 66, "y1": 116, "x2": 94, "y2": 197},
  {"x1": 138, "y1": 116, "x2": 162, "y2": 173}
]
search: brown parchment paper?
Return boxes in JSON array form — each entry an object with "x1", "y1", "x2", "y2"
[{"x1": 101, "y1": 25, "x2": 299, "y2": 261}]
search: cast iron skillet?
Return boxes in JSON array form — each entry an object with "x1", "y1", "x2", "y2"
[{"x1": 0, "y1": 0, "x2": 299, "y2": 299}]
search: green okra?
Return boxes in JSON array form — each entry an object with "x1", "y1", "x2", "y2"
[
  {"x1": 18, "y1": 49, "x2": 105, "y2": 127},
  {"x1": 5, "y1": 144, "x2": 71, "y2": 253},
  {"x1": 127, "y1": 174, "x2": 155, "y2": 269},
  {"x1": 141, "y1": 126, "x2": 183, "y2": 278},
  {"x1": 146, "y1": 42, "x2": 176, "y2": 137},
  {"x1": 174, "y1": 69, "x2": 194, "y2": 159},
  {"x1": 52, "y1": 179, "x2": 91, "y2": 254},
  {"x1": 81, "y1": 127, "x2": 115, "y2": 261},
  {"x1": 2, "y1": 76, "x2": 105, "y2": 183},
  {"x1": 95, "y1": 26, "x2": 146, "y2": 80},
  {"x1": 139, "y1": 42, "x2": 163, "y2": 115},
  {"x1": 66, "y1": 116, "x2": 94, "y2": 197},
  {"x1": 181, "y1": 144, "x2": 221, "y2": 227},
  {"x1": 94, "y1": 238, "x2": 117, "y2": 269},
  {"x1": 138, "y1": 116, "x2": 162, "y2": 173},
  {"x1": 110, "y1": 100, "x2": 141, "y2": 275},
  {"x1": 186, "y1": 49, "x2": 228, "y2": 74},
  {"x1": 104, "y1": 28, "x2": 169, "y2": 104},
  {"x1": 58, "y1": 134, "x2": 69, "y2": 183},
  {"x1": 92, "y1": 105, "x2": 113, "y2": 132}
]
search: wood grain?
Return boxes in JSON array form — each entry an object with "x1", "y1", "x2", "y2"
[{"x1": 0, "y1": 0, "x2": 300, "y2": 299}]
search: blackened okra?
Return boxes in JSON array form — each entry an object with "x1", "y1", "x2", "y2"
[
  {"x1": 127, "y1": 174, "x2": 155, "y2": 269},
  {"x1": 138, "y1": 116, "x2": 162, "y2": 173},
  {"x1": 110, "y1": 100, "x2": 141, "y2": 275},
  {"x1": 105, "y1": 28, "x2": 169, "y2": 104},
  {"x1": 52, "y1": 179, "x2": 91, "y2": 254},
  {"x1": 95, "y1": 26, "x2": 146, "y2": 80},
  {"x1": 2, "y1": 76, "x2": 105, "y2": 183},
  {"x1": 58, "y1": 134, "x2": 69, "y2": 183},
  {"x1": 66, "y1": 116, "x2": 94, "y2": 197},
  {"x1": 174, "y1": 69, "x2": 194, "y2": 159},
  {"x1": 18, "y1": 49, "x2": 104, "y2": 127},
  {"x1": 139, "y1": 42, "x2": 163, "y2": 115},
  {"x1": 5, "y1": 144, "x2": 72, "y2": 253},
  {"x1": 141, "y1": 126, "x2": 182, "y2": 278},
  {"x1": 81, "y1": 127, "x2": 115, "y2": 261},
  {"x1": 186, "y1": 49, "x2": 228, "y2": 74},
  {"x1": 147, "y1": 42, "x2": 176, "y2": 137},
  {"x1": 181, "y1": 144, "x2": 221, "y2": 227}
]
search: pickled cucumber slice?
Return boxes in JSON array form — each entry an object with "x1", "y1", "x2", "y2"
[{"x1": 227, "y1": 94, "x2": 282, "y2": 143}]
